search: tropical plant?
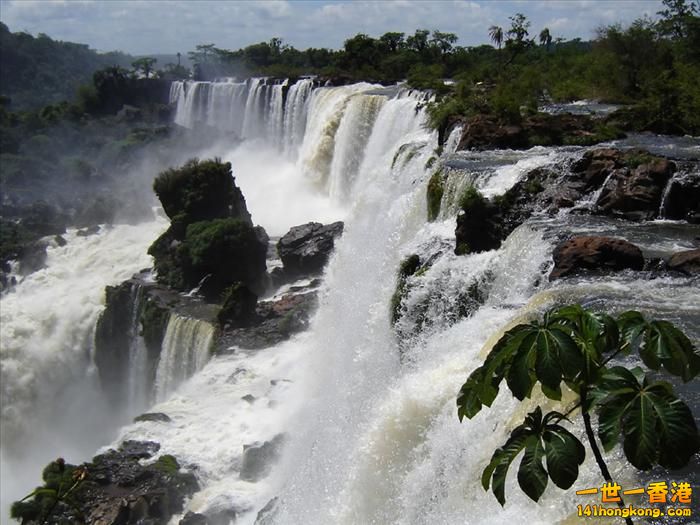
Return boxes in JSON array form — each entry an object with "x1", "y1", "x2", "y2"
[
  {"x1": 457, "y1": 304, "x2": 699, "y2": 524},
  {"x1": 489, "y1": 25, "x2": 504, "y2": 49}
]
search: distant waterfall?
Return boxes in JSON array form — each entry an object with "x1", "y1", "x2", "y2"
[{"x1": 153, "y1": 313, "x2": 216, "y2": 402}]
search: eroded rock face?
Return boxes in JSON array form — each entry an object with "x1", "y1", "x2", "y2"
[
  {"x1": 662, "y1": 170, "x2": 700, "y2": 223},
  {"x1": 219, "y1": 291, "x2": 318, "y2": 350},
  {"x1": 10, "y1": 441, "x2": 198, "y2": 525},
  {"x1": 550, "y1": 236, "x2": 645, "y2": 280},
  {"x1": 596, "y1": 156, "x2": 676, "y2": 220},
  {"x1": 667, "y1": 249, "x2": 700, "y2": 275},
  {"x1": 277, "y1": 221, "x2": 344, "y2": 278}
]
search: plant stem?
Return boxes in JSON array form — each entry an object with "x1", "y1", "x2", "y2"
[{"x1": 580, "y1": 387, "x2": 634, "y2": 525}]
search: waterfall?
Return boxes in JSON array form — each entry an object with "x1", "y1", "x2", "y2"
[
  {"x1": 7, "y1": 76, "x2": 697, "y2": 524},
  {"x1": 282, "y1": 78, "x2": 314, "y2": 156},
  {"x1": 0, "y1": 218, "x2": 166, "y2": 517},
  {"x1": 154, "y1": 313, "x2": 216, "y2": 402}
]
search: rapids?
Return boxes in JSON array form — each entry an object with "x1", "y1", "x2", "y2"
[{"x1": 1, "y1": 78, "x2": 698, "y2": 524}]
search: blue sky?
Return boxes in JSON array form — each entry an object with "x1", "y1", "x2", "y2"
[{"x1": 0, "y1": 0, "x2": 663, "y2": 55}]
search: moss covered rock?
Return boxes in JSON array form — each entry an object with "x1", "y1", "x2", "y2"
[
  {"x1": 454, "y1": 187, "x2": 503, "y2": 255},
  {"x1": 218, "y1": 282, "x2": 258, "y2": 328},
  {"x1": 427, "y1": 170, "x2": 444, "y2": 221}
]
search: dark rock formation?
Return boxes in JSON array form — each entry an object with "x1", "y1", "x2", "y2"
[
  {"x1": 455, "y1": 113, "x2": 623, "y2": 151},
  {"x1": 277, "y1": 221, "x2": 344, "y2": 279},
  {"x1": 94, "y1": 272, "x2": 218, "y2": 404},
  {"x1": 134, "y1": 412, "x2": 172, "y2": 424},
  {"x1": 667, "y1": 249, "x2": 700, "y2": 275},
  {"x1": 218, "y1": 283, "x2": 258, "y2": 328},
  {"x1": 148, "y1": 158, "x2": 268, "y2": 298},
  {"x1": 596, "y1": 154, "x2": 676, "y2": 221},
  {"x1": 550, "y1": 236, "x2": 645, "y2": 280},
  {"x1": 219, "y1": 291, "x2": 318, "y2": 350},
  {"x1": 391, "y1": 254, "x2": 422, "y2": 324},
  {"x1": 240, "y1": 434, "x2": 286, "y2": 482},
  {"x1": 454, "y1": 187, "x2": 503, "y2": 255},
  {"x1": 10, "y1": 441, "x2": 198, "y2": 525},
  {"x1": 661, "y1": 170, "x2": 700, "y2": 223}
]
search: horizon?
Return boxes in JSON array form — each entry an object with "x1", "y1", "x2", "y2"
[{"x1": 0, "y1": 0, "x2": 663, "y2": 56}]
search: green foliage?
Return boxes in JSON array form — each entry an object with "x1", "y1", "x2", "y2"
[
  {"x1": 154, "y1": 454, "x2": 180, "y2": 475},
  {"x1": 0, "y1": 22, "x2": 133, "y2": 110},
  {"x1": 153, "y1": 158, "x2": 242, "y2": 225},
  {"x1": 458, "y1": 304, "x2": 699, "y2": 506},
  {"x1": 426, "y1": 170, "x2": 444, "y2": 221},
  {"x1": 482, "y1": 407, "x2": 585, "y2": 505}
]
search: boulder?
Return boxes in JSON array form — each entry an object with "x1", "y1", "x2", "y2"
[
  {"x1": 454, "y1": 187, "x2": 503, "y2": 255},
  {"x1": 277, "y1": 221, "x2": 344, "y2": 278},
  {"x1": 667, "y1": 249, "x2": 700, "y2": 275},
  {"x1": 596, "y1": 154, "x2": 676, "y2": 220},
  {"x1": 240, "y1": 434, "x2": 286, "y2": 482},
  {"x1": 134, "y1": 412, "x2": 172, "y2": 424},
  {"x1": 458, "y1": 114, "x2": 527, "y2": 151},
  {"x1": 550, "y1": 236, "x2": 645, "y2": 280},
  {"x1": 661, "y1": 170, "x2": 700, "y2": 223}
]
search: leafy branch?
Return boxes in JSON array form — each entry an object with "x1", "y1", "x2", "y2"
[{"x1": 457, "y1": 304, "x2": 699, "y2": 523}]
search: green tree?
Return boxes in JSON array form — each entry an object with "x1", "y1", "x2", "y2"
[
  {"x1": 457, "y1": 305, "x2": 699, "y2": 524},
  {"x1": 539, "y1": 27, "x2": 552, "y2": 49},
  {"x1": 489, "y1": 25, "x2": 504, "y2": 49},
  {"x1": 131, "y1": 56, "x2": 157, "y2": 78}
]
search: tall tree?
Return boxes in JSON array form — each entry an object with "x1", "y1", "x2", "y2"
[{"x1": 489, "y1": 25, "x2": 504, "y2": 49}]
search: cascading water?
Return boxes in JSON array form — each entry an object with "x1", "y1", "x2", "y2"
[
  {"x1": 4, "y1": 79, "x2": 697, "y2": 525},
  {"x1": 0, "y1": 217, "x2": 166, "y2": 518},
  {"x1": 154, "y1": 313, "x2": 216, "y2": 402}
]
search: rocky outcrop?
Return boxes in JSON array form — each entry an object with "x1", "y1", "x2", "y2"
[
  {"x1": 10, "y1": 441, "x2": 198, "y2": 525},
  {"x1": 596, "y1": 155, "x2": 676, "y2": 221},
  {"x1": 148, "y1": 158, "x2": 267, "y2": 299},
  {"x1": 240, "y1": 434, "x2": 286, "y2": 482},
  {"x1": 550, "y1": 236, "x2": 645, "y2": 280},
  {"x1": 661, "y1": 170, "x2": 700, "y2": 223},
  {"x1": 666, "y1": 249, "x2": 700, "y2": 275},
  {"x1": 454, "y1": 113, "x2": 623, "y2": 151},
  {"x1": 454, "y1": 188, "x2": 503, "y2": 255},
  {"x1": 219, "y1": 290, "x2": 318, "y2": 350},
  {"x1": 276, "y1": 221, "x2": 344, "y2": 279},
  {"x1": 94, "y1": 272, "x2": 218, "y2": 404}
]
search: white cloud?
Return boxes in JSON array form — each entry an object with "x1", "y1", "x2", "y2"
[{"x1": 0, "y1": 0, "x2": 665, "y2": 54}]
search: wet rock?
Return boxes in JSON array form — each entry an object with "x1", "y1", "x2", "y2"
[
  {"x1": 54, "y1": 235, "x2": 67, "y2": 247},
  {"x1": 596, "y1": 154, "x2": 676, "y2": 220},
  {"x1": 661, "y1": 170, "x2": 700, "y2": 223},
  {"x1": 667, "y1": 249, "x2": 700, "y2": 275},
  {"x1": 550, "y1": 236, "x2": 645, "y2": 280},
  {"x1": 218, "y1": 283, "x2": 258, "y2": 328},
  {"x1": 18, "y1": 240, "x2": 47, "y2": 275},
  {"x1": 277, "y1": 221, "x2": 344, "y2": 278},
  {"x1": 219, "y1": 291, "x2": 318, "y2": 350},
  {"x1": 134, "y1": 412, "x2": 172, "y2": 424},
  {"x1": 458, "y1": 114, "x2": 527, "y2": 150},
  {"x1": 240, "y1": 434, "x2": 286, "y2": 482},
  {"x1": 10, "y1": 443, "x2": 198, "y2": 525},
  {"x1": 454, "y1": 188, "x2": 502, "y2": 255},
  {"x1": 180, "y1": 512, "x2": 208, "y2": 525}
]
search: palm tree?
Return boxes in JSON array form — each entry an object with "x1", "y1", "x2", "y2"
[
  {"x1": 488, "y1": 25, "x2": 503, "y2": 49},
  {"x1": 539, "y1": 27, "x2": 552, "y2": 50}
]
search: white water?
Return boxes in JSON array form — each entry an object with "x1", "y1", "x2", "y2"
[
  {"x1": 154, "y1": 313, "x2": 216, "y2": 402},
  {"x1": 0, "y1": 217, "x2": 166, "y2": 518},
  {"x1": 4, "y1": 78, "x2": 698, "y2": 525}
]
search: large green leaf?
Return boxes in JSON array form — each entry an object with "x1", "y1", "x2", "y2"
[
  {"x1": 543, "y1": 426, "x2": 586, "y2": 489},
  {"x1": 594, "y1": 367, "x2": 700, "y2": 470},
  {"x1": 482, "y1": 407, "x2": 585, "y2": 505},
  {"x1": 617, "y1": 312, "x2": 700, "y2": 382}
]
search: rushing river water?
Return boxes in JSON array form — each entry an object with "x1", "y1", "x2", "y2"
[{"x1": 1, "y1": 78, "x2": 698, "y2": 523}]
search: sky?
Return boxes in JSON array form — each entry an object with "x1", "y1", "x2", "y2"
[{"x1": 0, "y1": 0, "x2": 664, "y2": 55}]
